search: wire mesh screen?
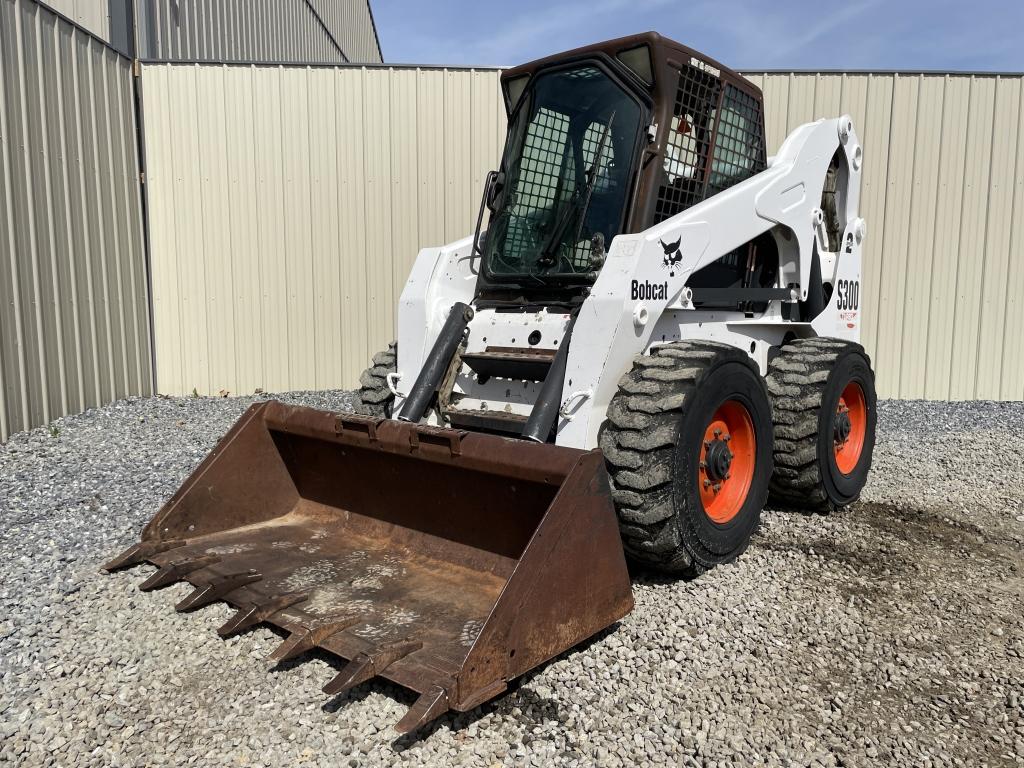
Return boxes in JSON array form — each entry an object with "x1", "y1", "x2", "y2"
[
  {"x1": 503, "y1": 107, "x2": 571, "y2": 264},
  {"x1": 566, "y1": 121, "x2": 617, "y2": 269},
  {"x1": 654, "y1": 69, "x2": 766, "y2": 224},
  {"x1": 707, "y1": 85, "x2": 767, "y2": 197},
  {"x1": 655, "y1": 65, "x2": 720, "y2": 223}
]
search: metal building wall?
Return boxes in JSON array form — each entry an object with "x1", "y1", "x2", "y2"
[
  {"x1": 308, "y1": 0, "x2": 380, "y2": 64},
  {"x1": 141, "y1": 64, "x2": 1023, "y2": 402},
  {"x1": 0, "y1": 0, "x2": 153, "y2": 442},
  {"x1": 41, "y1": 0, "x2": 133, "y2": 54},
  {"x1": 40, "y1": 0, "x2": 111, "y2": 42},
  {"x1": 745, "y1": 72, "x2": 1024, "y2": 401},
  {"x1": 136, "y1": 0, "x2": 382, "y2": 64},
  {"x1": 139, "y1": 63, "x2": 503, "y2": 397}
]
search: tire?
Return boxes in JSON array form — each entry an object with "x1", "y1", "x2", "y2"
[
  {"x1": 355, "y1": 342, "x2": 397, "y2": 417},
  {"x1": 766, "y1": 337, "x2": 876, "y2": 511},
  {"x1": 599, "y1": 341, "x2": 774, "y2": 576}
]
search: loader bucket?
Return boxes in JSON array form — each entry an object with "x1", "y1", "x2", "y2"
[{"x1": 105, "y1": 401, "x2": 633, "y2": 732}]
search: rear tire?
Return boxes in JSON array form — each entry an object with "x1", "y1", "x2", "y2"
[
  {"x1": 355, "y1": 342, "x2": 397, "y2": 417},
  {"x1": 599, "y1": 341, "x2": 774, "y2": 576},
  {"x1": 766, "y1": 337, "x2": 877, "y2": 511}
]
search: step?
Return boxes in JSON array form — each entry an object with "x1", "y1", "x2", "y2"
[{"x1": 461, "y1": 346, "x2": 557, "y2": 382}]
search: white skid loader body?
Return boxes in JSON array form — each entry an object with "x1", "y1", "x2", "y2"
[{"x1": 392, "y1": 115, "x2": 865, "y2": 450}]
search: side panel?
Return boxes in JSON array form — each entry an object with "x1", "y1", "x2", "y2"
[
  {"x1": 393, "y1": 237, "x2": 477, "y2": 417},
  {"x1": 559, "y1": 118, "x2": 863, "y2": 449}
]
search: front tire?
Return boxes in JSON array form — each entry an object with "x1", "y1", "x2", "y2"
[
  {"x1": 767, "y1": 337, "x2": 877, "y2": 510},
  {"x1": 600, "y1": 341, "x2": 774, "y2": 576}
]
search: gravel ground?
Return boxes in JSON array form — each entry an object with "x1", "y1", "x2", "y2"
[{"x1": 1, "y1": 393, "x2": 1022, "y2": 767}]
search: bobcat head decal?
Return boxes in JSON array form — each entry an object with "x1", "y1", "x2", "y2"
[{"x1": 660, "y1": 237, "x2": 682, "y2": 276}]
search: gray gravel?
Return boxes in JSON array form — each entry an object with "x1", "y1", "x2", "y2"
[{"x1": 1, "y1": 394, "x2": 1022, "y2": 767}]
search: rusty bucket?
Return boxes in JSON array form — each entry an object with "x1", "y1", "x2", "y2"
[{"x1": 105, "y1": 400, "x2": 633, "y2": 732}]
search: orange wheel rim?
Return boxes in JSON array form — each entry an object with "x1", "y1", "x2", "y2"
[
  {"x1": 834, "y1": 381, "x2": 867, "y2": 475},
  {"x1": 699, "y1": 400, "x2": 756, "y2": 524}
]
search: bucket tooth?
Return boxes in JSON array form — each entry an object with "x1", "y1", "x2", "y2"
[
  {"x1": 322, "y1": 637, "x2": 423, "y2": 696},
  {"x1": 102, "y1": 539, "x2": 185, "y2": 572},
  {"x1": 174, "y1": 570, "x2": 262, "y2": 612},
  {"x1": 395, "y1": 684, "x2": 450, "y2": 734},
  {"x1": 217, "y1": 591, "x2": 310, "y2": 638},
  {"x1": 267, "y1": 617, "x2": 361, "y2": 666},
  {"x1": 139, "y1": 554, "x2": 221, "y2": 591}
]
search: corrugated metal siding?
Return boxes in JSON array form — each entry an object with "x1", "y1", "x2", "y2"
[
  {"x1": 142, "y1": 64, "x2": 1023, "y2": 402},
  {"x1": 39, "y1": 0, "x2": 110, "y2": 43},
  {"x1": 744, "y1": 72, "x2": 1024, "y2": 401},
  {"x1": 308, "y1": 0, "x2": 381, "y2": 63},
  {"x1": 136, "y1": 0, "x2": 381, "y2": 64},
  {"x1": 0, "y1": 0, "x2": 153, "y2": 442},
  {"x1": 140, "y1": 63, "x2": 504, "y2": 397}
]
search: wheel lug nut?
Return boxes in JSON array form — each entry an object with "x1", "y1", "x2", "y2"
[
  {"x1": 703, "y1": 479, "x2": 711, "y2": 489},
  {"x1": 723, "y1": 434, "x2": 731, "y2": 442},
  {"x1": 713, "y1": 428, "x2": 722, "y2": 438}
]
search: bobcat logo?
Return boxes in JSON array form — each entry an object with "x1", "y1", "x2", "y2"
[{"x1": 660, "y1": 237, "x2": 682, "y2": 276}]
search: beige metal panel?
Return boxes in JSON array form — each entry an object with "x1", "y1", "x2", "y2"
[
  {"x1": 336, "y1": 66, "x2": 370, "y2": 382},
  {"x1": 362, "y1": 67, "x2": 396, "y2": 354},
  {"x1": 252, "y1": 66, "x2": 291, "y2": 393},
  {"x1": 415, "y1": 69, "x2": 448, "y2": 251},
  {"x1": 388, "y1": 68, "x2": 422, "y2": 310},
  {"x1": 143, "y1": 63, "x2": 184, "y2": 397},
  {"x1": 1002, "y1": 79, "x2": 1024, "y2": 401},
  {"x1": 975, "y1": 77, "x2": 1021, "y2": 400},
  {"x1": 146, "y1": 64, "x2": 1024, "y2": 402},
  {"x1": 142, "y1": 63, "x2": 506, "y2": 396},
  {"x1": 873, "y1": 74, "x2": 919, "y2": 396},
  {"x1": 308, "y1": 66, "x2": 343, "y2": 390},
  {"x1": 851, "y1": 74, "x2": 894, "y2": 382},
  {"x1": 785, "y1": 74, "x2": 817, "y2": 135},
  {"x1": 0, "y1": 0, "x2": 151, "y2": 442},
  {"x1": 898, "y1": 75, "x2": 945, "y2": 399},
  {"x1": 923, "y1": 75, "x2": 972, "y2": 400},
  {"x1": 223, "y1": 65, "x2": 264, "y2": 394},
  {"x1": 949, "y1": 76, "x2": 997, "y2": 400},
  {"x1": 759, "y1": 74, "x2": 790, "y2": 151}
]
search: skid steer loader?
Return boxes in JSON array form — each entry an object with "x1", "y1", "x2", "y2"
[{"x1": 106, "y1": 32, "x2": 876, "y2": 733}]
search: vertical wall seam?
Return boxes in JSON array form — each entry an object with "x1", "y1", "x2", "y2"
[
  {"x1": 894, "y1": 75, "x2": 924, "y2": 396},
  {"x1": 38, "y1": 10, "x2": 69, "y2": 415},
  {"x1": 220, "y1": 64, "x2": 240, "y2": 393},
  {"x1": 15, "y1": 0, "x2": 51, "y2": 424},
  {"x1": 920, "y1": 76, "x2": 948, "y2": 398},
  {"x1": 1000, "y1": 80, "x2": 1024, "y2": 398},
  {"x1": 0, "y1": 1, "x2": 16, "y2": 439},
  {"x1": 971, "y1": 76, "x2": 1005, "y2": 398},
  {"x1": 115, "y1": 58, "x2": 145, "y2": 394},
  {"x1": 53, "y1": 12, "x2": 86, "y2": 411},
  {"x1": 870, "y1": 74, "x2": 898, "y2": 359},
  {"x1": 304, "y1": 65, "x2": 319, "y2": 387},
  {"x1": 101, "y1": 50, "x2": 131, "y2": 399},
  {"x1": 946, "y1": 76, "x2": 976, "y2": 400},
  {"x1": 71, "y1": 30, "x2": 102, "y2": 406},
  {"x1": 83, "y1": 41, "x2": 115, "y2": 403}
]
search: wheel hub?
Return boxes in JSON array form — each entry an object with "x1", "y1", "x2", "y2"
[
  {"x1": 834, "y1": 407, "x2": 852, "y2": 445},
  {"x1": 699, "y1": 401, "x2": 756, "y2": 525},
  {"x1": 704, "y1": 439, "x2": 733, "y2": 482}
]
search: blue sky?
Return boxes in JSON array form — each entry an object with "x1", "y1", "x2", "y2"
[{"x1": 371, "y1": 0, "x2": 1024, "y2": 72}]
